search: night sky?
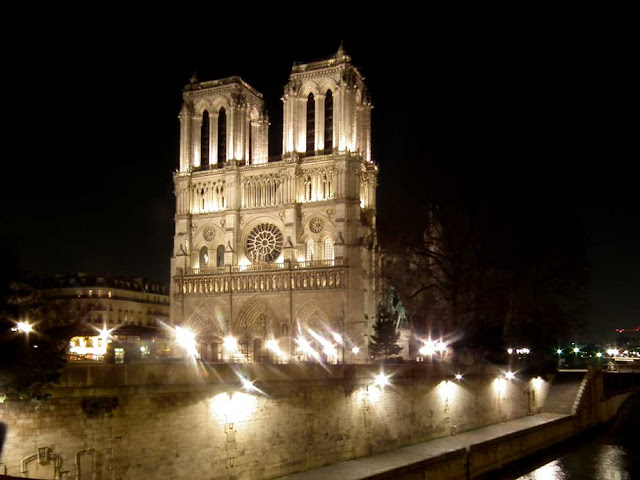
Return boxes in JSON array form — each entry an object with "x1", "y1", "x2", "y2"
[{"x1": 1, "y1": 20, "x2": 636, "y2": 342}]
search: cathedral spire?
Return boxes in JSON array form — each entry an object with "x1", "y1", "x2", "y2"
[{"x1": 336, "y1": 41, "x2": 345, "y2": 58}]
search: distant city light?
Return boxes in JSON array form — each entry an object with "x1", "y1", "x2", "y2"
[
  {"x1": 556, "y1": 349, "x2": 563, "y2": 355},
  {"x1": 596, "y1": 352, "x2": 603, "y2": 358},
  {"x1": 573, "y1": 347, "x2": 580, "y2": 353},
  {"x1": 507, "y1": 348, "x2": 513, "y2": 355},
  {"x1": 16, "y1": 322, "x2": 32, "y2": 334}
]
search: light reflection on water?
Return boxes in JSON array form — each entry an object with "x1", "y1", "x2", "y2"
[
  {"x1": 515, "y1": 445, "x2": 630, "y2": 480},
  {"x1": 500, "y1": 392, "x2": 640, "y2": 480},
  {"x1": 516, "y1": 460, "x2": 566, "y2": 479}
]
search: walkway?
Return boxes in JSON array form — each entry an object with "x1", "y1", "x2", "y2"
[{"x1": 277, "y1": 412, "x2": 568, "y2": 480}]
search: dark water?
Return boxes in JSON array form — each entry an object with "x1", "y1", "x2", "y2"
[{"x1": 484, "y1": 392, "x2": 640, "y2": 480}]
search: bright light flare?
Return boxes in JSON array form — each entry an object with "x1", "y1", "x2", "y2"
[
  {"x1": 596, "y1": 352, "x2": 603, "y2": 358},
  {"x1": 266, "y1": 339, "x2": 280, "y2": 353},
  {"x1": 175, "y1": 326, "x2": 199, "y2": 358},
  {"x1": 494, "y1": 377, "x2": 507, "y2": 394},
  {"x1": 532, "y1": 377, "x2": 543, "y2": 389},
  {"x1": 505, "y1": 371, "x2": 516, "y2": 380},
  {"x1": 351, "y1": 346, "x2": 360, "y2": 354},
  {"x1": 332, "y1": 332, "x2": 343, "y2": 344},
  {"x1": 241, "y1": 378, "x2": 255, "y2": 391},
  {"x1": 455, "y1": 373, "x2": 463, "y2": 380},
  {"x1": 296, "y1": 337, "x2": 320, "y2": 360},
  {"x1": 420, "y1": 340, "x2": 436, "y2": 356},
  {"x1": 373, "y1": 373, "x2": 390, "y2": 387},
  {"x1": 507, "y1": 348, "x2": 513, "y2": 355},
  {"x1": 556, "y1": 349, "x2": 563, "y2": 355},
  {"x1": 223, "y1": 336, "x2": 238, "y2": 353},
  {"x1": 573, "y1": 347, "x2": 580, "y2": 353},
  {"x1": 16, "y1": 322, "x2": 32, "y2": 334},
  {"x1": 324, "y1": 344, "x2": 338, "y2": 357},
  {"x1": 436, "y1": 341, "x2": 447, "y2": 353}
]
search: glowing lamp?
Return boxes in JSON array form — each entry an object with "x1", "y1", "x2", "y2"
[
  {"x1": 455, "y1": 374, "x2": 463, "y2": 380},
  {"x1": 556, "y1": 349, "x2": 563, "y2": 355},
  {"x1": 175, "y1": 326, "x2": 199, "y2": 358},
  {"x1": 373, "y1": 373, "x2": 390, "y2": 387},
  {"x1": 573, "y1": 347, "x2": 580, "y2": 353},
  {"x1": 224, "y1": 336, "x2": 239, "y2": 353},
  {"x1": 332, "y1": 332, "x2": 343, "y2": 344},
  {"x1": 507, "y1": 348, "x2": 513, "y2": 355},
  {"x1": 241, "y1": 378, "x2": 255, "y2": 391},
  {"x1": 351, "y1": 346, "x2": 360, "y2": 354},
  {"x1": 505, "y1": 371, "x2": 516, "y2": 380},
  {"x1": 596, "y1": 352, "x2": 603, "y2": 358}
]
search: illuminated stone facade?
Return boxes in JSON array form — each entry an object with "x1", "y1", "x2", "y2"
[
  {"x1": 170, "y1": 46, "x2": 379, "y2": 362},
  {"x1": 38, "y1": 274, "x2": 170, "y2": 329}
]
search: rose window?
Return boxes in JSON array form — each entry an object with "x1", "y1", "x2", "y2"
[
  {"x1": 246, "y1": 223, "x2": 284, "y2": 263},
  {"x1": 203, "y1": 226, "x2": 216, "y2": 242},
  {"x1": 309, "y1": 217, "x2": 324, "y2": 234}
]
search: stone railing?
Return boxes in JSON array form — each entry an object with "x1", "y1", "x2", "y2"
[
  {"x1": 184, "y1": 258, "x2": 344, "y2": 276},
  {"x1": 175, "y1": 260, "x2": 347, "y2": 296}
]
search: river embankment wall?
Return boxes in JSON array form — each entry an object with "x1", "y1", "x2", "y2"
[{"x1": 0, "y1": 363, "x2": 550, "y2": 479}]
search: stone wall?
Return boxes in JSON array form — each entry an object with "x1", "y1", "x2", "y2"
[{"x1": 0, "y1": 363, "x2": 549, "y2": 480}]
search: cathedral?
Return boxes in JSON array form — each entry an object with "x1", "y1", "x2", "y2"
[{"x1": 170, "y1": 45, "x2": 379, "y2": 363}]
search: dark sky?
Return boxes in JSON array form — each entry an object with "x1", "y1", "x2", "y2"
[{"x1": 1, "y1": 19, "x2": 636, "y2": 341}]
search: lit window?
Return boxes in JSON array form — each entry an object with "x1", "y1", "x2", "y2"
[
  {"x1": 323, "y1": 237, "x2": 334, "y2": 261},
  {"x1": 306, "y1": 239, "x2": 315, "y2": 261}
]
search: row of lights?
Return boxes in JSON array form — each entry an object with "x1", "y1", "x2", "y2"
[{"x1": 174, "y1": 327, "x2": 361, "y2": 362}]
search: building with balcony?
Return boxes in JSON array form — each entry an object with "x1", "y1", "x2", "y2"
[
  {"x1": 170, "y1": 45, "x2": 379, "y2": 362},
  {"x1": 38, "y1": 273, "x2": 170, "y2": 330}
]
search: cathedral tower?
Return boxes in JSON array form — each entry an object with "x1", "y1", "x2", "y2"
[{"x1": 170, "y1": 47, "x2": 378, "y2": 363}]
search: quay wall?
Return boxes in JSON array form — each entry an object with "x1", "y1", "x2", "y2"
[{"x1": 0, "y1": 363, "x2": 549, "y2": 480}]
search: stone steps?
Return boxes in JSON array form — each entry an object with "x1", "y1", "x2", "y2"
[{"x1": 542, "y1": 370, "x2": 588, "y2": 415}]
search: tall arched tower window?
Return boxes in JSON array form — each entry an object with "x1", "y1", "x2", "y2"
[
  {"x1": 201, "y1": 110, "x2": 210, "y2": 166},
  {"x1": 200, "y1": 246, "x2": 209, "y2": 267},
  {"x1": 216, "y1": 245, "x2": 225, "y2": 267},
  {"x1": 248, "y1": 119, "x2": 253, "y2": 165},
  {"x1": 324, "y1": 90, "x2": 333, "y2": 153},
  {"x1": 306, "y1": 93, "x2": 315, "y2": 154},
  {"x1": 218, "y1": 107, "x2": 227, "y2": 165},
  {"x1": 305, "y1": 239, "x2": 315, "y2": 262}
]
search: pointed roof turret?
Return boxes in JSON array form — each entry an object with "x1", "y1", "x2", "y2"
[{"x1": 336, "y1": 41, "x2": 345, "y2": 58}]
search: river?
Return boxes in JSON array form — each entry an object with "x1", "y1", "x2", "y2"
[{"x1": 484, "y1": 392, "x2": 640, "y2": 479}]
